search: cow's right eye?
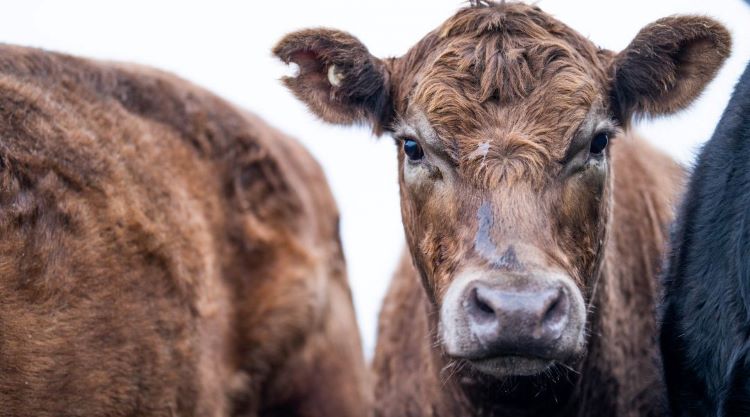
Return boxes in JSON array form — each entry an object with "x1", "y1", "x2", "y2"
[
  {"x1": 590, "y1": 132, "x2": 609, "y2": 155},
  {"x1": 403, "y1": 138, "x2": 424, "y2": 161}
]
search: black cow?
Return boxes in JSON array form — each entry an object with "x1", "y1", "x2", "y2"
[{"x1": 660, "y1": 57, "x2": 750, "y2": 416}]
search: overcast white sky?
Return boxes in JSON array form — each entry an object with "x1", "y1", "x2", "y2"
[{"x1": 1, "y1": 0, "x2": 748, "y2": 357}]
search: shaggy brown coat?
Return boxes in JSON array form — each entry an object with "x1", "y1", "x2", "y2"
[
  {"x1": 0, "y1": 44, "x2": 369, "y2": 417},
  {"x1": 274, "y1": 1, "x2": 730, "y2": 416}
]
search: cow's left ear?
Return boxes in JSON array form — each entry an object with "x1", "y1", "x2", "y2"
[
  {"x1": 610, "y1": 16, "x2": 731, "y2": 123},
  {"x1": 273, "y1": 28, "x2": 393, "y2": 135}
]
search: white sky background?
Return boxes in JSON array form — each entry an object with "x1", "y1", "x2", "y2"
[{"x1": 1, "y1": 0, "x2": 748, "y2": 357}]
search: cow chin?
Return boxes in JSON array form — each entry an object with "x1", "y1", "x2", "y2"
[
  {"x1": 439, "y1": 269, "x2": 586, "y2": 379},
  {"x1": 469, "y1": 356, "x2": 555, "y2": 377}
]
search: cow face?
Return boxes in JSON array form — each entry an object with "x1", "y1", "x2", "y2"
[{"x1": 275, "y1": 1, "x2": 729, "y2": 378}]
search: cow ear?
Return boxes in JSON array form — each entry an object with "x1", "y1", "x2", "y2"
[
  {"x1": 610, "y1": 16, "x2": 731, "y2": 124},
  {"x1": 273, "y1": 28, "x2": 394, "y2": 135}
]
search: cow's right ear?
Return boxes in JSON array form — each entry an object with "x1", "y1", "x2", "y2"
[
  {"x1": 273, "y1": 28, "x2": 393, "y2": 134},
  {"x1": 609, "y1": 16, "x2": 731, "y2": 124}
]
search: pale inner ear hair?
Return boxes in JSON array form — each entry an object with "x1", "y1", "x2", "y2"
[{"x1": 327, "y1": 65, "x2": 344, "y2": 87}]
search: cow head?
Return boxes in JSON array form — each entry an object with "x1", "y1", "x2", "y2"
[{"x1": 274, "y1": 1, "x2": 729, "y2": 378}]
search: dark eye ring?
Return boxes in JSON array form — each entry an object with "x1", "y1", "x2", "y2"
[
  {"x1": 590, "y1": 132, "x2": 609, "y2": 155},
  {"x1": 403, "y1": 138, "x2": 424, "y2": 161}
]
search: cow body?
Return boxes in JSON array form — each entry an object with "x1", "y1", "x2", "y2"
[
  {"x1": 0, "y1": 45, "x2": 368, "y2": 417},
  {"x1": 660, "y1": 61, "x2": 750, "y2": 417},
  {"x1": 373, "y1": 135, "x2": 684, "y2": 417}
]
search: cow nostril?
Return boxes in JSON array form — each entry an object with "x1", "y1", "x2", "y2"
[
  {"x1": 469, "y1": 287, "x2": 495, "y2": 317},
  {"x1": 541, "y1": 289, "x2": 568, "y2": 333}
]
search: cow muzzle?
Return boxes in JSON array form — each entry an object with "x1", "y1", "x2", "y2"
[{"x1": 439, "y1": 270, "x2": 586, "y2": 377}]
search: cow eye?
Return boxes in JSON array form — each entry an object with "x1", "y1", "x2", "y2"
[
  {"x1": 403, "y1": 138, "x2": 424, "y2": 161},
  {"x1": 590, "y1": 132, "x2": 608, "y2": 155}
]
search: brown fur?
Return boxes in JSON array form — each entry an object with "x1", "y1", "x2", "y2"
[
  {"x1": 0, "y1": 44, "x2": 369, "y2": 417},
  {"x1": 274, "y1": 2, "x2": 730, "y2": 416}
]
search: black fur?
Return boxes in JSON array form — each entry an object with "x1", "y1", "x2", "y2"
[{"x1": 660, "y1": 59, "x2": 750, "y2": 417}]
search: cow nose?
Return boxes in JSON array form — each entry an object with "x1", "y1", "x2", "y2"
[{"x1": 464, "y1": 282, "x2": 569, "y2": 357}]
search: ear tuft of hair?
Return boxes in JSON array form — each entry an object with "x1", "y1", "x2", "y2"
[{"x1": 469, "y1": 0, "x2": 501, "y2": 8}]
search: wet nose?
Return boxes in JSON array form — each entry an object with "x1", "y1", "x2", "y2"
[{"x1": 464, "y1": 281, "x2": 569, "y2": 357}]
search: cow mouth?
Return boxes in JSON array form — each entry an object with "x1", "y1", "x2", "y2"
[{"x1": 468, "y1": 355, "x2": 554, "y2": 377}]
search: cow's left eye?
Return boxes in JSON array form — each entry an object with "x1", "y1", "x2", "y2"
[
  {"x1": 403, "y1": 138, "x2": 424, "y2": 161},
  {"x1": 590, "y1": 132, "x2": 608, "y2": 155}
]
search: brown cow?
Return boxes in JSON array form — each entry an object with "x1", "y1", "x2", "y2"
[
  {"x1": 0, "y1": 45, "x2": 368, "y2": 417},
  {"x1": 274, "y1": 1, "x2": 730, "y2": 416}
]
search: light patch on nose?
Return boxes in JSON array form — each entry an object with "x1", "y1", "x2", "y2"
[
  {"x1": 474, "y1": 202, "x2": 520, "y2": 271},
  {"x1": 475, "y1": 201, "x2": 495, "y2": 259},
  {"x1": 327, "y1": 65, "x2": 343, "y2": 87}
]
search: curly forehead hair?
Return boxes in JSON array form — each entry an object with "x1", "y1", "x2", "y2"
[{"x1": 391, "y1": 2, "x2": 610, "y2": 187}]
